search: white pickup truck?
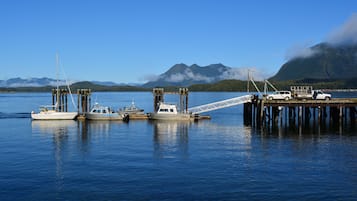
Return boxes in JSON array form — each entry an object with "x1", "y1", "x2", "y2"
[
  {"x1": 290, "y1": 86, "x2": 331, "y2": 100},
  {"x1": 311, "y1": 90, "x2": 332, "y2": 100}
]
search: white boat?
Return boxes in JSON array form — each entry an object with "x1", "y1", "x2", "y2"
[
  {"x1": 86, "y1": 103, "x2": 128, "y2": 121},
  {"x1": 119, "y1": 100, "x2": 144, "y2": 115},
  {"x1": 31, "y1": 54, "x2": 78, "y2": 120},
  {"x1": 149, "y1": 102, "x2": 193, "y2": 121},
  {"x1": 31, "y1": 106, "x2": 78, "y2": 120}
]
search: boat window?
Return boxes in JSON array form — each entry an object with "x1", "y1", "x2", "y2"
[
  {"x1": 93, "y1": 109, "x2": 97, "y2": 113},
  {"x1": 170, "y1": 109, "x2": 174, "y2": 112}
]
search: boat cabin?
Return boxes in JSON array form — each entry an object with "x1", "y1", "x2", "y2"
[
  {"x1": 156, "y1": 103, "x2": 178, "y2": 114},
  {"x1": 90, "y1": 104, "x2": 113, "y2": 114}
]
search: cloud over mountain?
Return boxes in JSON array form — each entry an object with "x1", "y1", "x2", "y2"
[
  {"x1": 327, "y1": 13, "x2": 357, "y2": 45},
  {"x1": 164, "y1": 68, "x2": 214, "y2": 83},
  {"x1": 285, "y1": 43, "x2": 318, "y2": 60},
  {"x1": 142, "y1": 64, "x2": 267, "y2": 88},
  {"x1": 285, "y1": 13, "x2": 357, "y2": 61},
  {"x1": 220, "y1": 67, "x2": 266, "y2": 81}
]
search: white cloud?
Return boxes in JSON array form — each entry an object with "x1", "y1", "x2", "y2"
[
  {"x1": 220, "y1": 67, "x2": 266, "y2": 81},
  {"x1": 164, "y1": 68, "x2": 214, "y2": 83},
  {"x1": 220, "y1": 68, "x2": 246, "y2": 80},
  {"x1": 285, "y1": 43, "x2": 318, "y2": 60},
  {"x1": 327, "y1": 13, "x2": 357, "y2": 45},
  {"x1": 139, "y1": 74, "x2": 159, "y2": 82},
  {"x1": 165, "y1": 73, "x2": 186, "y2": 82}
]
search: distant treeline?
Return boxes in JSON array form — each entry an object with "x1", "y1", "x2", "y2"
[{"x1": 1, "y1": 78, "x2": 357, "y2": 93}]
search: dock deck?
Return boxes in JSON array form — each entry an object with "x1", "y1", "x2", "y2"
[{"x1": 264, "y1": 98, "x2": 357, "y2": 107}]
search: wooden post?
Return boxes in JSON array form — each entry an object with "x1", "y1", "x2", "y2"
[
  {"x1": 272, "y1": 106, "x2": 279, "y2": 127},
  {"x1": 153, "y1": 88, "x2": 164, "y2": 112},
  {"x1": 298, "y1": 106, "x2": 302, "y2": 128},
  {"x1": 76, "y1": 89, "x2": 91, "y2": 114},
  {"x1": 304, "y1": 107, "x2": 310, "y2": 127},
  {"x1": 256, "y1": 100, "x2": 261, "y2": 128},
  {"x1": 243, "y1": 102, "x2": 252, "y2": 126},
  {"x1": 65, "y1": 92, "x2": 68, "y2": 112},
  {"x1": 77, "y1": 90, "x2": 80, "y2": 113},
  {"x1": 179, "y1": 88, "x2": 188, "y2": 113},
  {"x1": 339, "y1": 106, "x2": 343, "y2": 126},
  {"x1": 285, "y1": 106, "x2": 288, "y2": 127},
  {"x1": 252, "y1": 96, "x2": 258, "y2": 126},
  {"x1": 350, "y1": 107, "x2": 356, "y2": 125},
  {"x1": 256, "y1": 99, "x2": 264, "y2": 128},
  {"x1": 86, "y1": 92, "x2": 92, "y2": 112},
  {"x1": 52, "y1": 89, "x2": 55, "y2": 110},
  {"x1": 267, "y1": 106, "x2": 271, "y2": 127},
  {"x1": 252, "y1": 101, "x2": 256, "y2": 126}
]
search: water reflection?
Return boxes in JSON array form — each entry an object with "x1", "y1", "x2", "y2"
[
  {"x1": 31, "y1": 120, "x2": 77, "y2": 136},
  {"x1": 31, "y1": 120, "x2": 77, "y2": 192},
  {"x1": 151, "y1": 121, "x2": 191, "y2": 159},
  {"x1": 263, "y1": 121, "x2": 357, "y2": 137},
  {"x1": 31, "y1": 120, "x2": 128, "y2": 152},
  {"x1": 31, "y1": 120, "x2": 127, "y2": 192},
  {"x1": 193, "y1": 121, "x2": 253, "y2": 148},
  {"x1": 80, "y1": 120, "x2": 126, "y2": 137}
]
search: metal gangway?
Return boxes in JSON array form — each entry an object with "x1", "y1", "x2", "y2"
[{"x1": 188, "y1": 95, "x2": 253, "y2": 114}]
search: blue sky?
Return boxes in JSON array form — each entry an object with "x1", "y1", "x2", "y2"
[{"x1": 1, "y1": 0, "x2": 356, "y2": 83}]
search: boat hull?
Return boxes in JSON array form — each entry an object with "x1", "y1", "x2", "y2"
[
  {"x1": 31, "y1": 111, "x2": 78, "y2": 120},
  {"x1": 149, "y1": 113, "x2": 193, "y2": 121},
  {"x1": 86, "y1": 113, "x2": 125, "y2": 120}
]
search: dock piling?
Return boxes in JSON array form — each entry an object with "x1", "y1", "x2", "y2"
[
  {"x1": 153, "y1": 88, "x2": 164, "y2": 112},
  {"x1": 247, "y1": 96, "x2": 357, "y2": 130},
  {"x1": 77, "y1": 89, "x2": 91, "y2": 114}
]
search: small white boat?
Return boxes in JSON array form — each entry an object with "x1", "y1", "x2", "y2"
[
  {"x1": 119, "y1": 100, "x2": 144, "y2": 115},
  {"x1": 31, "y1": 106, "x2": 78, "y2": 120},
  {"x1": 149, "y1": 102, "x2": 193, "y2": 121},
  {"x1": 86, "y1": 103, "x2": 128, "y2": 121}
]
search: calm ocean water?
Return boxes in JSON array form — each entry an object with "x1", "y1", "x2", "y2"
[{"x1": 0, "y1": 92, "x2": 356, "y2": 200}]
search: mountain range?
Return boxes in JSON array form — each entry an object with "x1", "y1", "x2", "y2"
[
  {"x1": 1, "y1": 64, "x2": 253, "y2": 88},
  {"x1": 0, "y1": 77, "x2": 128, "y2": 88},
  {"x1": 142, "y1": 63, "x2": 252, "y2": 87},
  {"x1": 0, "y1": 77, "x2": 66, "y2": 87}
]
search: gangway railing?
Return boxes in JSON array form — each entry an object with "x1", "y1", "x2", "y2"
[{"x1": 188, "y1": 95, "x2": 253, "y2": 114}]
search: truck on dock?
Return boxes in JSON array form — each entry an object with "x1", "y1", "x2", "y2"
[{"x1": 290, "y1": 86, "x2": 331, "y2": 100}]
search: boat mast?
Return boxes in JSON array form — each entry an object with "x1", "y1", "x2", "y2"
[{"x1": 56, "y1": 53, "x2": 60, "y2": 111}]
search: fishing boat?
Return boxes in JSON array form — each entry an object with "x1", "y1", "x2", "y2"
[
  {"x1": 31, "y1": 54, "x2": 78, "y2": 120},
  {"x1": 86, "y1": 103, "x2": 128, "y2": 121},
  {"x1": 119, "y1": 100, "x2": 144, "y2": 115},
  {"x1": 149, "y1": 102, "x2": 193, "y2": 120}
]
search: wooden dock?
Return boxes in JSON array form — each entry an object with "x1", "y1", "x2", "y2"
[{"x1": 244, "y1": 96, "x2": 357, "y2": 128}]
